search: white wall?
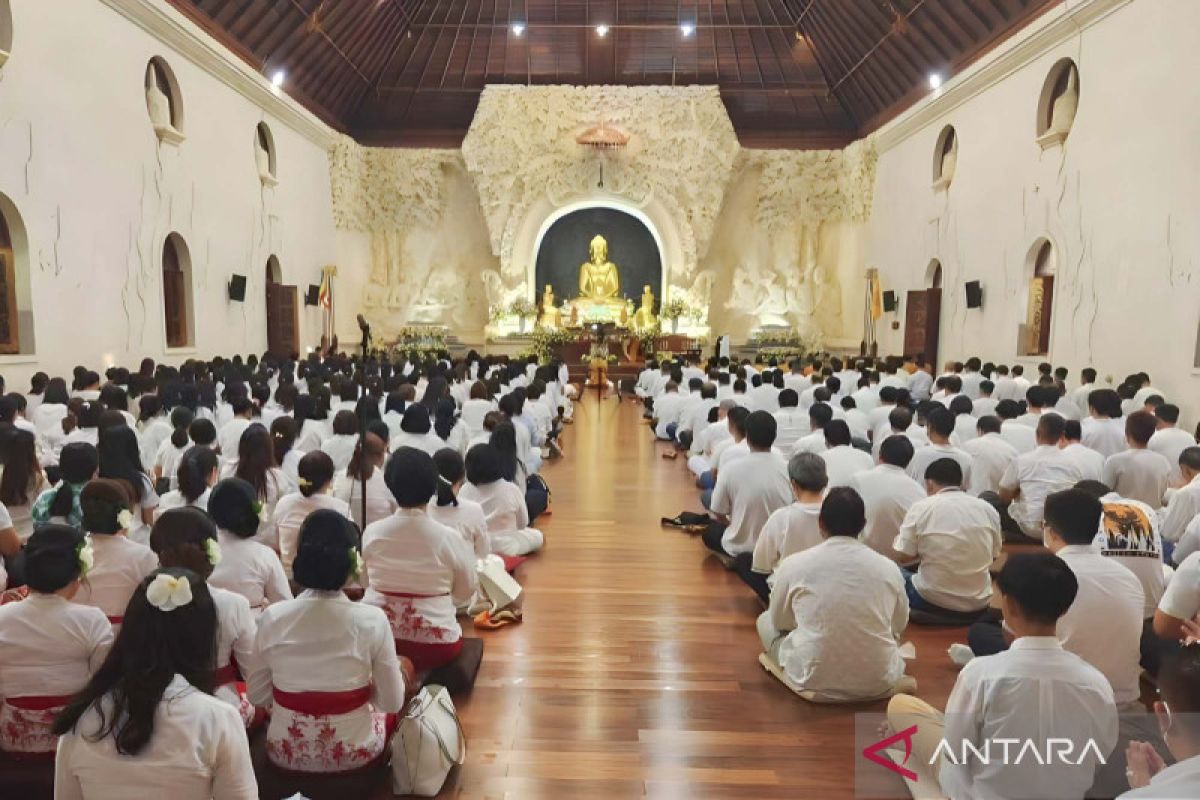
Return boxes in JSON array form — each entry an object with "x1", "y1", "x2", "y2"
[
  {"x1": 0, "y1": 0, "x2": 335, "y2": 387},
  {"x1": 866, "y1": 0, "x2": 1200, "y2": 419}
]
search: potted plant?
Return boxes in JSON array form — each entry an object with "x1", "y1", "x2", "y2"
[
  {"x1": 507, "y1": 298, "x2": 538, "y2": 334},
  {"x1": 661, "y1": 298, "x2": 690, "y2": 334}
]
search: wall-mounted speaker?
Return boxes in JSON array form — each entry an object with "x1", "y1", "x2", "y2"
[
  {"x1": 965, "y1": 280, "x2": 983, "y2": 309},
  {"x1": 882, "y1": 290, "x2": 897, "y2": 312},
  {"x1": 228, "y1": 274, "x2": 247, "y2": 302},
  {"x1": 305, "y1": 285, "x2": 320, "y2": 306}
]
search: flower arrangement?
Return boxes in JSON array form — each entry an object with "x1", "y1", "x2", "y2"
[
  {"x1": 526, "y1": 327, "x2": 577, "y2": 362},
  {"x1": 389, "y1": 325, "x2": 447, "y2": 351},
  {"x1": 751, "y1": 328, "x2": 825, "y2": 361},
  {"x1": 506, "y1": 298, "x2": 537, "y2": 319}
]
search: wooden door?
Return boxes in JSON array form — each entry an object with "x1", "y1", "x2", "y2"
[
  {"x1": 0, "y1": 249, "x2": 19, "y2": 354},
  {"x1": 903, "y1": 288, "x2": 941, "y2": 365},
  {"x1": 266, "y1": 283, "x2": 299, "y2": 359},
  {"x1": 1036, "y1": 276, "x2": 1054, "y2": 355}
]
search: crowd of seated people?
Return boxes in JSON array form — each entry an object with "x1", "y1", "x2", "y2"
[
  {"x1": 0, "y1": 349, "x2": 571, "y2": 797},
  {"x1": 651, "y1": 352, "x2": 1200, "y2": 798}
]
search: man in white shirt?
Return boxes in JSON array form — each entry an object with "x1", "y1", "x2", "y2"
[
  {"x1": 867, "y1": 386, "x2": 899, "y2": 439},
  {"x1": 972, "y1": 380, "x2": 998, "y2": 418},
  {"x1": 991, "y1": 364, "x2": 1019, "y2": 402},
  {"x1": 1060, "y1": 419, "x2": 1105, "y2": 481},
  {"x1": 1121, "y1": 647, "x2": 1200, "y2": 798},
  {"x1": 675, "y1": 380, "x2": 716, "y2": 452},
  {"x1": 758, "y1": 487, "x2": 909, "y2": 702},
  {"x1": 962, "y1": 415, "x2": 1019, "y2": 495},
  {"x1": 1070, "y1": 367, "x2": 1097, "y2": 416},
  {"x1": 1149, "y1": 404, "x2": 1195, "y2": 485},
  {"x1": 908, "y1": 360, "x2": 933, "y2": 402},
  {"x1": 746, "y1": 373, "x2": 780, "y2": 414},
  {"x1": 992, "y1": 413, "x2": 1081, "y2": 542},
  {"x1": 791, "y1": 403, "x2": 832, "y2": 456},
  {"x1": 850, "y1": 374, "x2": 880, "y2": 415},
  {"x1": 1014, "y1": 385, "x2": 1050, "y2": 428},
  {"x1": 895, "y1": 458, "x2": 1002, "y2": 615},
  {"x1": 959, "y1": 357, "x2": 984, "y2": 399},
  {"x1": 704, "y1": 411, "x2": 791, "y2": 563},
  {"x1": 888, "y1": 551, "x2": 1118, "y2": 800},
  {"x1": 906, "y1": 407, "x2": 973, "y2": 487},
  {"x1": 1157, "y1": 447, "x2": 1200, "y2": 545},
  {"x1": 739, "y1": 453, "x2": 827, "y2": 603},
  {"x1": 818, "y1": 420, "x2": 873, "y2": 487},
  {"x1": 997, "y1": 400, "x2": 1037, "y2": 454},
  {"x1": 1102, "y1": 411, "x2": 1171, "y2": 510},
  {"x1": 651, "y1": 381, "x2": 685, "y2": 441},
  {"x1": 782, "y1": 359, "x2": 812, "y2": 395},
  {"x1": 1082, "y1": 389, "x2": 1129, "y2": 458},
  {"x1": 851, "y1": 436, "x2": 927, "y2": 559},
  {"x1": 633, "y1": 359, "x2": 659, "y2": 407},
  {"x1": 771, "y1": 389, "x2": 808, "y2": 455}
]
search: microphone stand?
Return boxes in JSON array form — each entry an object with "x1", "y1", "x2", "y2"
[{"x1": 359, "y1": 321, "x2": 370, "y2": 529}]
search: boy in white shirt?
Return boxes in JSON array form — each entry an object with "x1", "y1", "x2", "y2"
[
  {"x1": 962, "y1": 415, "x2": 1019, "y2": 495},
  {"x1": 704, "y1": 411, "x2": 791, "y2": 563},
  {"x1": 739, "y1": 452, "x2": 828, "y2": 603},
  {"x1": 972, "y1": 380, "x2": 998, "y2": 418},
  {"x1": 889, "y1": 551, "x2": 1118, "y2": 800},
  {"x1": 818, "y1": 418, "x2": 874, "y2": 488},
  {"x1": 1148, "y1": 404, "x2": 1195, "y2": 485},
  {"x1": 651, "y1": 381, "x2": 684, "y2": 441},
  {"x1": 992, "y1": 413, "x2": 1081, "y2": 542},
  {"x1": 1060, "y1": 418, "x2": 1105, "y2": 481},
  {"x1": 850, "y1": 435, "x2": 926, "y2": 559},
  {"x1": 1122, "y1": 647, "x2": 1200, "y2": 798},
  {"x1": 997, "y1": 399, "x2": 1037, "y2": 453},
  {"x1": 1082, "y1": 388, "x2": 1129, "y2": 458},
  {"x1": 906, "y1": 407, "x2": 973, "y2": 487},
  {"x1": 1102, "y1": 410, "x2": 1171, "y2": 510},
  {"x1": 771, "y1": 389, "x2": 808, "y2": 455},
  {"x1": 1158, "y1": 447, "x2": 1200, "y2": 546}
]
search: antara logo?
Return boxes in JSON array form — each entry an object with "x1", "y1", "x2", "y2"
[{"x1": 862, "y1": 725, "x2": 920, "y2": 781}]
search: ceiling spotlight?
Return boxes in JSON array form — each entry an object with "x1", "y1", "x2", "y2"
[
  {"x1": 595, "y1": 24, "x2": 609, "y2": 37},
  {"x1": 511, "y1": 22, "x2": 525, "y2": 37},
  {"x1": 270, "y1": 69, "x2": 286, "y2": 88},
  {"x1": 928, "y1": 72, "x2": 943, "y2": 90},
  {"x1": 681, "y1": 23, "x2": 695, "y2": 37}
]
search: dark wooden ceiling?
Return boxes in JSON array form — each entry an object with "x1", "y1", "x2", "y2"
[{"x1": 167, "y1": 0, "x2": 1060, "y2": 149}]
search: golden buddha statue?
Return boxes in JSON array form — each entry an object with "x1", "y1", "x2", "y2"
[
  {"x1": 579, "y1": 235, "x2": 620, "y2": 300},
  {"x1": 632, "y1": 285, "x2": 658, "y2": 331},
  {"x1": 539, "y1": 284, "x2": 562, "y2": 329}
]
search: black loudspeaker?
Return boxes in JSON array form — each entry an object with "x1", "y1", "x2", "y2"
[
  {"x1": 305, "y1": 285, "x2": 320, "y2": 306},
  {"x1": 882, "y1": 290, "x2": 897, "y2": 312},
  {"x1": 228, "y1": 274, "x2": 247, "y2": 302},
  {"x1": 965, "y1": 280, "x2": 983, "y2": 309}
]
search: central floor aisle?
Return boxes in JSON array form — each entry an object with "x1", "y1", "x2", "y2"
[{"x1": 449, "y1": 397, "x2": 962, "y2": 799}]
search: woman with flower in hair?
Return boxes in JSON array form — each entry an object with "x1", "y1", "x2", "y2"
[
  {"x1": 273, "y1": 451, "x2": 351, "y2": 576},
  {"x1": 248, "y1": 510, "x2": 412, "y2": 773},
  {"x1": 154, "y1": 445, "x2": 218, "y2": 519},
  {"x1": 71, "y1": 479, "x2": 159, "y2": 628},
  {"x1": 207, "y1": 478, "x2": 291, "y2": 615},
  {"x1": 53, "y1": 567, "x2": 258, "y2": 798},
  {"x1": 0, "y1": 526, "x2": 112, "y2": 756},
  {"x1": 150, "y1": 507, "x2": 259, "y2": 728}
]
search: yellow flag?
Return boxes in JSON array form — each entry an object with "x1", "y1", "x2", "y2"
[{"x1": 870, "y1": 273, "x2": 884, "y2": 321}]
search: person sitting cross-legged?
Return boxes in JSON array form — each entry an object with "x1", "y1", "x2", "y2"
[
  {"x1": 894, "y1": 458, "x2": 1002, "y2": 619},
  {"x1": 1121, "y1": 646, "x2": 1200, "y2": 798},
  {"x1": 887, "y1": 552, "x2": 1118, "y2": 800},
  {"x1": 757, "y1": 487, "x2": 910, "y2": 702},
  {"x1": 987, "y1": 412, "x2": 1081, "y2": 543}
]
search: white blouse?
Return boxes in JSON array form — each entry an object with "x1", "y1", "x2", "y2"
[
  {"x1": 390, "y1": 431, "x2": 447, "y2": 456},
  {"x1": 273, "y1": 492, "x2": 352, "y2": 576},
  {"x1": 0, "y1": 593, "x2": 111, "y2": 700},
  {"x1": 332, "y1": 468, "x2": 398, "y2": 530},
  {"x1": 428, "y1": 497, "x2": 491, "y2": 559},
  {"x1": 54, "y1": 674, "x2": 258, "y2": 800},
  {"x1": 153, "y1": 487, "x2": 211, "y2": 520},
  {"x1": 320, "y1": 434, "x2": 359, "y2": 471},
  {"x1": 219, "y1": 463, "x2": 291, "y2": 547},
  {"x1": 73, "y1": 534, "x2": 160, "y2": 622},
  {"x1": 208, "y1": 530, "x2": 292, "y2": 613}
]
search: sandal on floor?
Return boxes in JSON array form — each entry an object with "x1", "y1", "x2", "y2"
[
  {"x1": 661, "y1": 450, "x2": 678, "y2": 460},
  {"x1": 474, "y1": 609, "x2": 522, "y2": 630}
]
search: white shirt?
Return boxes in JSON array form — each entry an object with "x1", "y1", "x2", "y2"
[
  {"x1": 1092, "y1": 494, "x2": 1167, "y2": 618},
  {"x1": 790, "y1": 429, "x2": 828, "y2": 456},
  {"x1": 710, "y1": 451, "x2": 792, "y2": 556},
  {"x1": 999, "y1": 445, "x2": 1083, "y2": 538},
  {"x1": 273, "y1": 492, "x2": 353, "y2": 575},
  {"x1": 154, "y1": 487, "x2": 211, "y2": 520},
  {"x1": 1082, "y1": 416, "x2": 1128, "y2": 458},
  {"x1": 962, "y1": 434, "x2": 1019, "y2": 495},
  {"x1": 208, "y1": 530, "x2": 292, "y2": 613},
  {"x1": 391, "y1": 430, "x2": 446, "y2": 457},
  {"x1": 771, "y1": 407, "x2": 809, "y2": 454},
  {"x1": 895, "y1": 489, "x2": 1002, "y2": 611},
  {"x1": 1149, "y1": 426, "x2": 1195, "y2": 484},
  {"x1": 1060, "y1": 442, "x2": 1105, "y2": 483},
  {"x1": 55, "y1": 674, "x2": 258, "y2": 800},
  {"x1": 1119, "y1": 755, "x2": 1200, "y2": 798},
  {"x1": 714, "y1": 439, "x2": 749, "y2": 472},
  {"x1": 333, "y1": 468, "x2": 399, "y2": 529},
  {"x1": 750, "y1": 500, "x2": 823, "y2": 579},
  {"x1": 0, "y1": 593, "x2": 111, "y2": 700},
  {"x1": 849, "y1": 465, "x2": 926, "y2": 557},
  {"x1": 1158, "y1": 551, "x2": 1200, "y2": 623},
  {"x1": 768, "y1": 537, "x2": 907, "y2": 701},
  {"x1": 999, "y1": 420, "x2": 1037, "y2": 454},
  {"x1": 906, "y1": 442, "x2": 973, "y2": 487},
  {"x1": 819, "y1": 444, "x2": 874, "y2": 487},
  {"x1": 457, "y1": 479, "x2": 539, "y2": 554},
  {"x1": 320, "y1": 433, "x2": 359, "y2": 470},
  {"x1": 216, "y1": 418, "x2": 252, "y2": 467},
  {"x1": 460, "y1": 398, "x2": 495, "y2": 434},
  {"x1": 1158, "y1": 474, "x2": 1200, "y2": 543},
  {"x1": 428, "y1": 497, "x2": 491, "y2": 560},
  {"x1": 1055, "y1": 544, "x2": 1145, "y2": 706},
  {"x1": 1103, "y1": 448, "x2": 1171, "y2": 510},
  {"x1": 938, "y1": 637, "x2": 1117, "y2": 800},
  {"x1": 73, "y1": 534, "x2": 160, "y2": 621},
  {"x1": 653, "y1": 392, "x2": 686, "y2": 439}
]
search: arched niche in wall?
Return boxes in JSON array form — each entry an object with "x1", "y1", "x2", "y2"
[
  {"x1": 255, "y1": 122, "x2": 278, "y2": 186},
  {"x1": 0, "y1": 192, "x2": 34, "y2": 355},
  {"x1": 0, "y1": 0, "x2": 13, "y2": 71},
  {"x1": 1021, "y1": 238, "x2": 1057, "y2": 356},
  {"x1": 145, "y1": 56, "x2": 186, "y2": 145},
  {"x1": 926, "y1": 259, "x2": 943, "y2": 289},
  {"x1": 932, "y1": 125, "x2": 957, "y2": 191},
  {"x1": 162, "y1": 233, "x2": 195, "y2": 349},
  {"x1": 1036, "y1": 58, "x2": 1079, "y2": 149}
]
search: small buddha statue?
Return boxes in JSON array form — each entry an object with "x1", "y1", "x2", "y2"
[
  {"x1": 579, "y1": 235, "x2": 621, "y2": 301},
  {"x1": 632, "y1": 285, "x2": 658, "y2": 331},
  {"x1": 539, "y1": 284, "x2": 562, "y2": 329}
]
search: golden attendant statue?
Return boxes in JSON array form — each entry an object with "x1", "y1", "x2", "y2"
[
  {"x1": 632, "y1": 285, "x2": 658, "y2": 332},
  {"x1": 539, "y1": 284, "x2": 562, "y2": 329}
]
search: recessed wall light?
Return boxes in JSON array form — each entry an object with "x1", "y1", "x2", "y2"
[
  {"x1": 595, "y1": 24, "x2": 610, "y2": 37},
  {"x1": 928, "y1": 73, "x2": 943, "y2": 90},
  {"x1": 512, "y1": 23, "x2": 525, "y2": 36}
]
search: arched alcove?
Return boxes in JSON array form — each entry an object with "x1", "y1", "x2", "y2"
[
  {"x1": 1036, "y1": 58, "x2": 1080, "y2": 148},
  {"x1": 0, "y1": 0, "x2": 13, "y2": 71},
  {"x1": 932, "y1": 125, "x2": 957, "y2": 190},
  {"x1": 1021, "y1": 238, "x2": 1056, "y2": 356},
  {"x1": 162, "y1": 233, "x2": 195, "y2": 349},
  {"x1": 145, "y1": 56, "x2": 185, "y2": 144},
  {"x1": 532, "y1": 202, "x2": 665, "y2": 307},
  {"x1": 0, "y1": 192, "x2": 34, "y2": 355},
  {"x1": 925, "y1": 259, "x2": 943, "y2": 289},
  {"x1": 255, "y1": 122, "x2": 278, "y2": 185}
]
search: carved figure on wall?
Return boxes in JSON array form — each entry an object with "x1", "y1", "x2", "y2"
[{"x1": 1049, "y1": 64, "x2": 1079, "y2": 135}]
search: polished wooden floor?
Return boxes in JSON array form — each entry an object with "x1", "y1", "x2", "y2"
[{"x1": 447, "y1": 396, "x2": 964, "y2": 799}]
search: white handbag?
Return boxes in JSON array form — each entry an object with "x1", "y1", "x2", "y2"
[
  {"x1": 478, "y1": 555, "x2": 523, "y2": 611},
  {"x1": 391, "y1": 685, "x2": 465, "y2": 797}
]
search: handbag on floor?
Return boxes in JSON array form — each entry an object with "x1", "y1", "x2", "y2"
[
  {"x1": 478, "y1": 555, "x2": 523, "y2": 611},
  {"x1": 391, "y1": 685, "x2": 466, "y2": 797}
]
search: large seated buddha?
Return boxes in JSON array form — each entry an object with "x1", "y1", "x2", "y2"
[{"x1": 571, "y1": 235, "x2": 628, "y2": 323}]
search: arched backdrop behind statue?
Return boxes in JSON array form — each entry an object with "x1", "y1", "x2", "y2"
[{"x1": 534, "y1": 207, "x2": 662, "y2": 314}]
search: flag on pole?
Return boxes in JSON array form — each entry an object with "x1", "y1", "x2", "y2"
[
  {"x1": 318, "y1": 270, "x2": 332, "y2": 310},
  {"x1": 869, "y1": 271, "x2": 884, "y2": 321}
]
